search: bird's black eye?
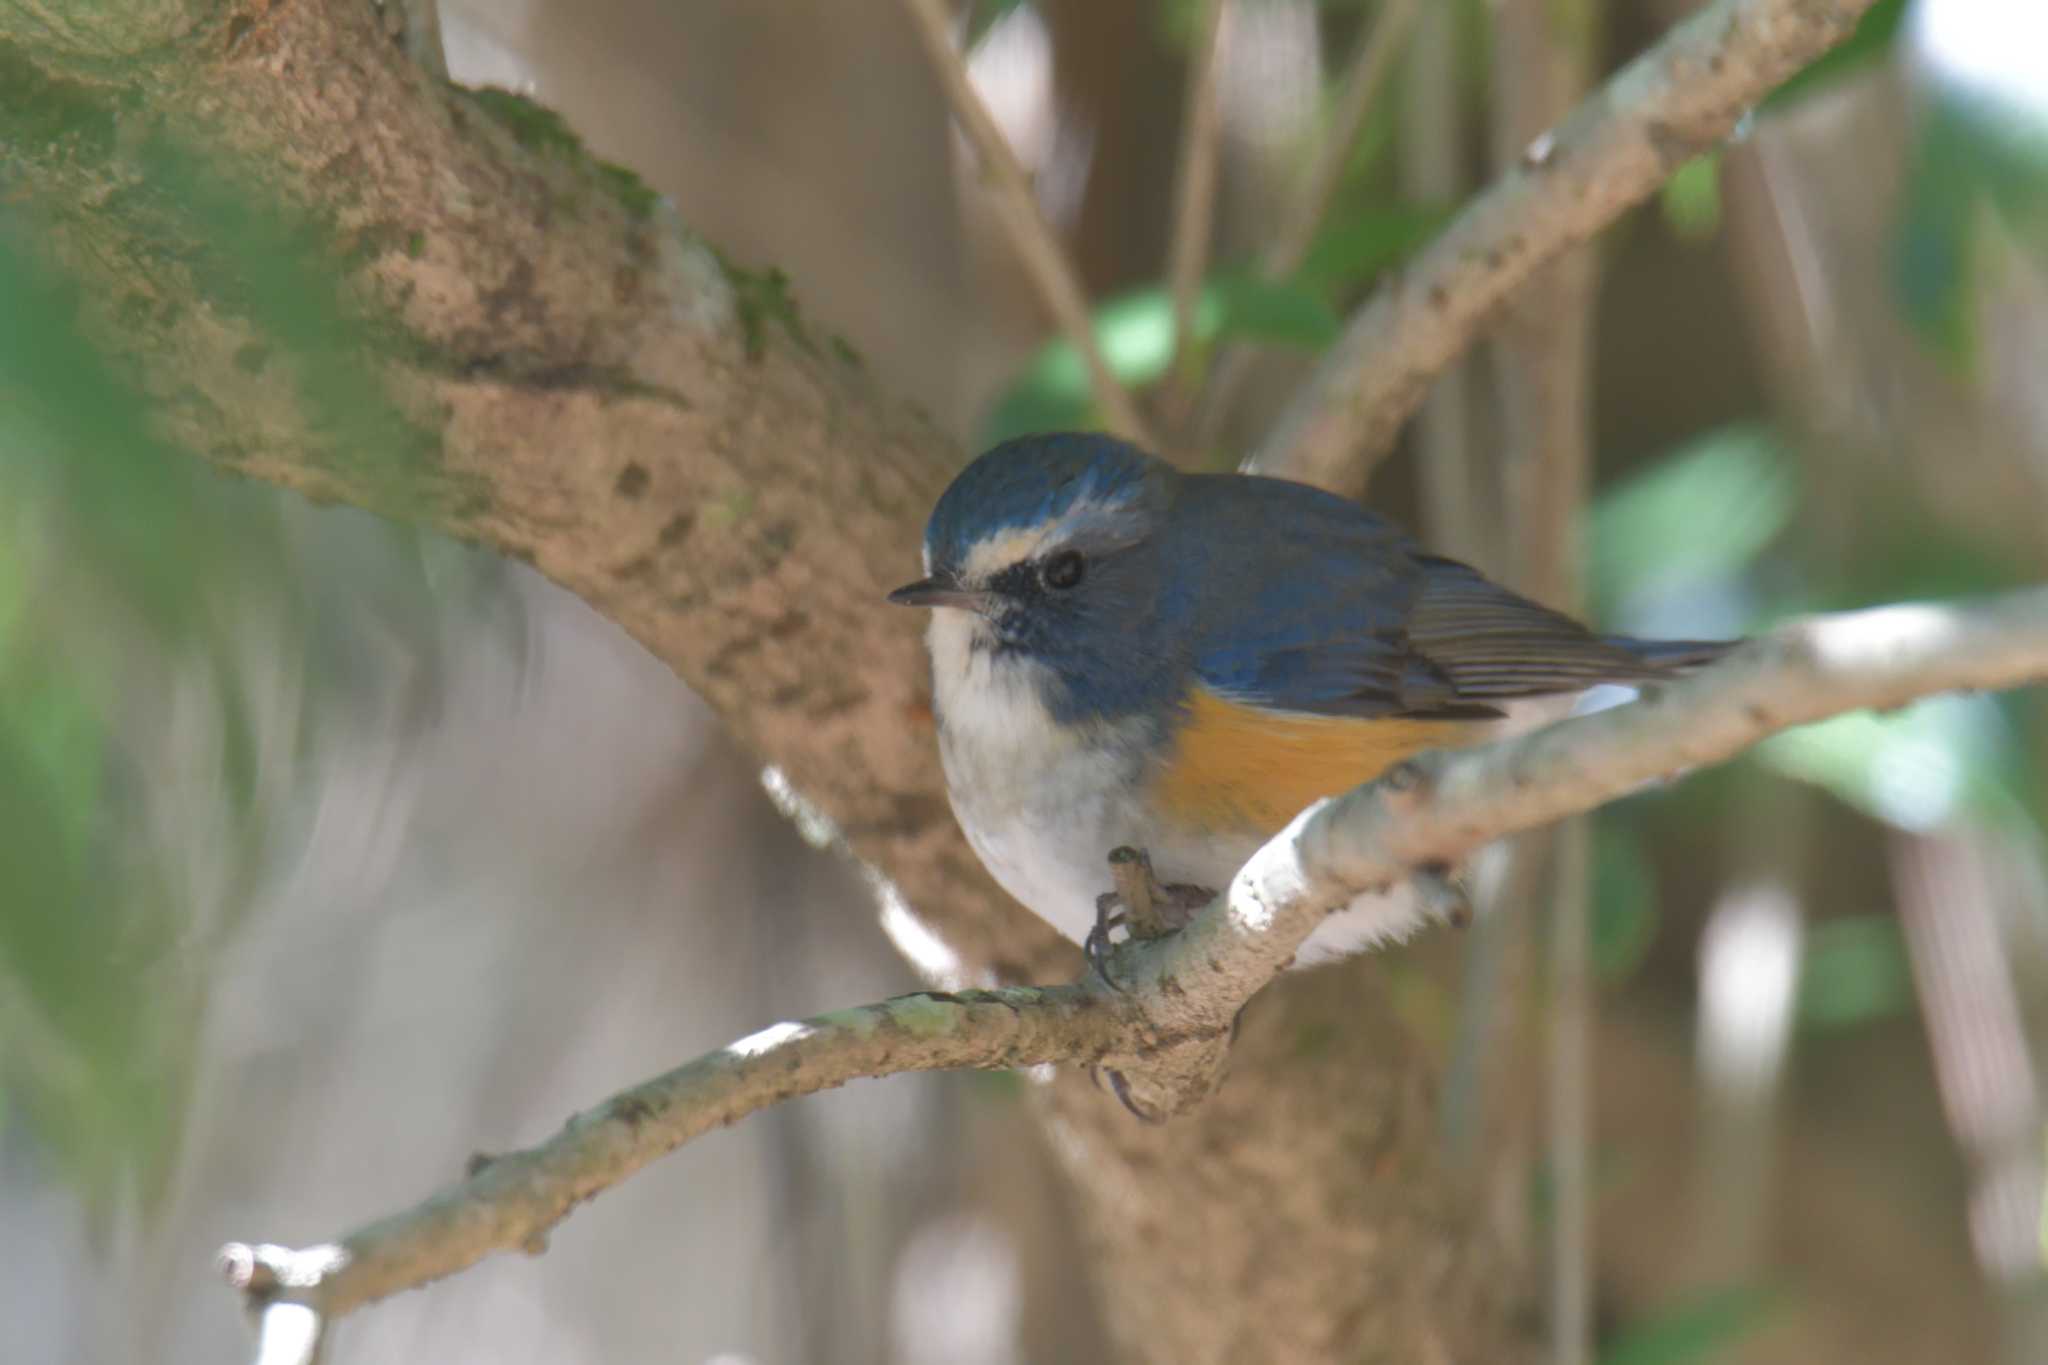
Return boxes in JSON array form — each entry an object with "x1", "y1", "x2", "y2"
[{"x1": 1041, "y1": 549, "x2": 1085, "y2": 591}]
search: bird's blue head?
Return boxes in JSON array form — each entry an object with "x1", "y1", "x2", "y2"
[{"x1": 888, "y1": 434, "x2": 1191, "y2": 724}]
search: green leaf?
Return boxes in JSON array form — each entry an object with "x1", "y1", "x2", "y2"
[
  {"x1": 1660, "y1": 152, "x2": 1723, "y2": 243},
  {"x1": 1798, "y1": 914, "x2": 1915, "y2": 1031},
  {"x1": 1589, "y1": 423, "x2": 1796, "y2": 623},
  {"x1": 1211, "y1": 275, "x2": 1340, "y2": 348},
  {"x1": 1757, "y1": 693, "x2": 2030, "y2": 833},
  {"x1": 1294, "y1": 207, "x2": 1450, "y2": 289},
  {"x1": 1591, "y1": 821, "x2": 1660, "y2": 982},
  {"x1": 1598, "y1": 1285, "x2": 1782, "y2": 1365},
  {"x1": 978, "y1": 275, "x2": 1335, "y2": 444}
]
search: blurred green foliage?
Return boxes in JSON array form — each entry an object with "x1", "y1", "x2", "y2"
[
  {"x1": 0, "y1": 118, "x2": 445, "y2": 1206},
  {"x1": 1798, "y1": 913, "x2": 1915, "y2": 1031},
  {"x1": 1894, "y1": 58, "x2": 2048, "y2": 366},
  {"x1": 1591, "y1": 819, "x2": 1659, "y2": 982},
  {"x1": 981, "y1": 210, "x2": 1442, "y2": 445},
  {"x1": 1659, "y1": 153, "x2": 1724, "y2": 244},
  {"x1": 1759, "y1": 694, "x2": 2034, "y2": 835},
  {"x1": 1589, "y1": 421, "x2": 1795, "y2": 630},
  {"x1": 1597, "y1": 1285, "x2": 1783, "y2": 1365},
  {"x1": 983, "y1": 275, "x2": 1342, "y2": 442},
  {"x1": 0, "y1": 226, "x2": 246, "y2": 1205}
]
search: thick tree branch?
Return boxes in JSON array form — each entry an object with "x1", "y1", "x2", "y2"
[
  {"x1": 2, "y1": 0, "x2": 1072, "y2": 980},
  {"x1": 219, "y1": 586, "x2": 2048, "y2": 1333},
  {"x1": 1246, "y1": 0, "x2": 1881, "y2": 492}
]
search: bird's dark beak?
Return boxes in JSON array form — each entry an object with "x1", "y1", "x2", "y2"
[{"x1": 887, "y1": 575, "x2": 984, "y2": 610}]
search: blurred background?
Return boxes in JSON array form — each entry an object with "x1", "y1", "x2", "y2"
[{"x1": 3, "y1": 0, "x2": 2047, "y2": 1360}]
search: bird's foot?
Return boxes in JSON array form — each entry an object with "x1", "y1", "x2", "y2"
[
  {"x1": 1086, "y1": 846, "x2": 1216, "y2": 991},
  {"x1": 1085, "y1": 895, "x2": 1127, "y2": 992}
]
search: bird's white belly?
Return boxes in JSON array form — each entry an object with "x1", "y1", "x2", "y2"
[
  {"x1": 936, "y1": 677, "x2": 1154, "y2": 945},
  {"x1": 930, "y1": 621, "x2": 1435, "y2": 963}
]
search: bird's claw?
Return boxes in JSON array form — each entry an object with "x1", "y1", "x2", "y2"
[
  {"x1": 1091, "y1": 1065, "x2": 1165, "y2": 1124},
  {"x1": 1085, "y1": 896, "x2": 1128, "y2": 992}
]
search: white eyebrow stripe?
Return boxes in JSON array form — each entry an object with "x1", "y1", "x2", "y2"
[
  {"x1": 962, "y1": 527, "x2": 1047, "y2": 580},
  {"x1": 956, "y1": 491, "x2": 1146, "y2": 582}
]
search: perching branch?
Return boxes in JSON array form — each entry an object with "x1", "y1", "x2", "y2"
[
  {"x1": 898, "y1": 0, "x2": 1156, "y2": 447},
  {"x1": 1246, "y1": 0, "x2": 1883, "y2": 493},
  {"x1": 219, "y1": 585, "x2": 2048, "y2": 1334}
]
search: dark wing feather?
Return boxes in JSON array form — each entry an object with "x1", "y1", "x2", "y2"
[
  {"x1": 1408, "y1": 554, "x2": 1675, "y2": 699},
  {"x1": 1181, "y1": 477, "x2": 1734, "y2": 720}
]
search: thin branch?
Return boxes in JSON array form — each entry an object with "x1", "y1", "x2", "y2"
[
  {"x1": 221, "y1": 988, "x2": 1136, "y2": 1321},
  {"x1": 1263, "y1": 0, "x2": 1419, "y2": 278},
  {"x1": 1245, "y1": 0, "x2": 1883, "y2": 493},
  {"x1": 1190, "y1": 0, "x2": 1418, "y2": 450},
  {"x1": 1546, "y1": 822, "x2": 1593, "y2": 1365},
  {"x1": 1166, "y1": 0, "x2": 1228, "y2": 392},
  {"x1": 900, "y1": 0, "x2": 1156, "y2": 446},
  {"x1": 1487, "y1": 1, "x2": 1603, "y2": 1358},
  {"x1": 1402, "y1": 0, "x2": 1483, "y2": 561},
  {"x1": 220, "y1": 585, "x2": 2048, "y2": 1336},
  {"x1": 253, "y1": 1303, "x2": 326, "y2": 1365}
]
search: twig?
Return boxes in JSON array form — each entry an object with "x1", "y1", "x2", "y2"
[
  {"x1": 1891, "y1": 830, "x2": 2048, "y2": 1329},
  {"x1": 1166, "y1": 0, "x2": 1228, "y2": 396},
  {"x1": 900, "y1": 0, "x2": 1155, "y2": 446},
  {"x1": 1401, "y1": 0, "x2": 1509, "y2": 1174},
  {"x1": 221, "y1": 988, "x2": 1134, "y2": 1321},
  {"x1": 253, "y1": 1304, "x2": 326, "y2": 1365},
  {"x1": 1486, "y1": 1, "x2": 1603, "y2": 1358},
  {"x1": 1245, "y1": 0, "x2": 1884, "y2": 493},
  {"x1": 1190, "y1": 0, "x2": 1418, "y2": 450},
  {"x1": 1545, "y1": 821, "x2": 1593, "y2": 1365},
  {"x1": 1402, "y1": 0, "x2": 1483, "y2": 561},
  {"x1": 219, "y1": 585, "x2": 2048, "y2": 1343},
  {"x1": 1263, "y1": 0, "x2": 1419, "y2": 278}
]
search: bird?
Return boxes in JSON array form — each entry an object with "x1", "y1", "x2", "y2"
[{"x1": 888, "y1": 433, "x2": 1730, "y2": 965}]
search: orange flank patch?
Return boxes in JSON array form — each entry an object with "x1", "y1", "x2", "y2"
[{"x1": 1151, "y1": 688, "x2": 1480, "y2": 835}]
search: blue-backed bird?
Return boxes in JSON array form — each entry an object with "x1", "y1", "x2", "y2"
[{"x1": 888, "y1": 433, "x2": 1729, "y2": 965}]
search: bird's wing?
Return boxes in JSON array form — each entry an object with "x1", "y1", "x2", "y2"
[{"x1": 1182, "y1": 476, "x2": 1720, "y2": 721}]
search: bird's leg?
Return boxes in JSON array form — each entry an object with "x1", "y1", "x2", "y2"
[
  {"x1": 1107, "y1": 846, "x2": 1216, "y2": 938},
  {"x1": 1084, "y1": 846, "x2": 1232, "y2": 1121},
  {"x1": 1089, "y1": 846, "x2": 1219, "y2": 996},
  {"x1": 1107, "y1": 846, "x2": 1167, "y2": 940}
]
